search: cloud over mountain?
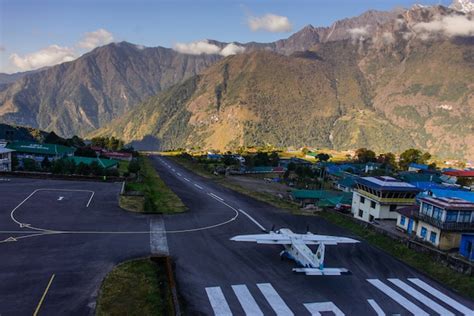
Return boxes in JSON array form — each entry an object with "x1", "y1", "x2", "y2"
[
  {"x1": 413, "y1": 14, "x2": 474, "y2": 37},
  {"x1": 78, "y1": 28, "x2": 114, "y2": 49},
  {"x1": 247, "y1": 13, "x2": 292, "y2": 32},
  {"x1": 173, "y1": 40, "x2": 245, "y2": 56},
  {"x1": 9, "y1": 45, "x2": 76, "y2": 71}
]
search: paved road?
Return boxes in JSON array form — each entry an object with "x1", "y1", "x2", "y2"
[
  {"x1": 0, "y1": 178, "x2": 152, "y2": 315},
  {"x1": 152, "y1": 155, "x2": 474, "y2": 316}
]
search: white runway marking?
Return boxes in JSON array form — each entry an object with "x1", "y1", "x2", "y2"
[
  {"x1": 209, "y1": 193, "x2": 224, "y2": 201},
  {"x1": 206, "y1": 287, "x2": 232, "y2": 316},
  {"x1": 177, "y1": 172, "x2": 181, "y2": 176},
  {"x1": 171, "y1": 168, "x2": 175, "y2": 172},
  {"x1": 388, "y1": 279, "x2": 454, "y2": 316},
  {"x1": 367, "y1": 299, "x2": 385, "y2": 316},
  {"x1": 238, "y1": 209, "x2": 266, "y2": 231},
  {"x1": 232, "y1": 284, "x2": 263, "y2": 316},
  {"x1": 184, "y1": 178, "x2": 190, "y2": 182},
  {"x1": 57, "y1": 196, "x2": 64, "y2": 201},
  {"x1": 194, "y1": 184, "x2": 203, "y2": 189},
  {"x1": 150, "y1": 217, "x2": 168, "y2": 255},
  {"x1": 304, "y1": 302, "x2": 345, "y2": 316},
  {"x1": 367, "y1": 279, "x2": 429, "y2": 316},
  {"x1": 257, "y1": 283, "x2": 294, "y2": 316},
  {"x1": 408, "y1": 278, "x2": 474, "y2": 315},
  {"x1": 10, "y1": 189, "x2": 95, "y2": 232}
]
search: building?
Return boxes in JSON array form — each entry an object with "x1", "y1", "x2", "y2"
[
  {"x1": 291, "y1": 190, "x2": 352, "y2": 208},
  {"x1": 442, "y1": 170, "x2": 474, "y2": 187},
  {"x1": 397, "y1": 197, "x2": 474, "y2": 250},
  {"x1": 0, "y1": 147, "x2": 15, "y2": 171},
  {"x1": 335, "y1": 176, "x2": 357, "y2": 192},
  {"x1": 408, "y1": 163, "x2": 430, "y2": 172},
  {"x1": 6, "y1": 141, "x2": 75, "y2": 164},
  {"x1": 69, "y1": 156, "x2": 119, "y2": 169},
  {"x1": 459, "y1": 234, "x2": 474, "y2": 260},
  {"x1": 102, "y1": 151, "x2": 133, "y2": 162},
  {"x1": 351, "y1": 176, "x2": 419, "y2": 223},
  {"x1": 396, "y1": 205, "x2": 419, "y2": 235}
]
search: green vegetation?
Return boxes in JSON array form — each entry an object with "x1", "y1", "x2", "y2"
[
  {"x1": 124, "y1": 156, "x2": 186, "y2": 214},
  {"x1": 91, "y1": 136, "x2": 125, "y2": 151},
  {"x1": 318, "y1": 211, "x2": 474, "y2": 300},
  {"x1": 421, "y1": 84, "x2": 441, "y2": 97},
  {"x1": 96, "y1": 258, "x2": 173, "y2": 316}
]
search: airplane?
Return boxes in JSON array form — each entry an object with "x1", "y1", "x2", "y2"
[{"x1": 230, "y1": 227, "x2": 359, "y2": 276}]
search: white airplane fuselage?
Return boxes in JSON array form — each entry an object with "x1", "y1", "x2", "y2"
[{"x1": 277, "y1": 229, "x2": 325, "y2": 269}]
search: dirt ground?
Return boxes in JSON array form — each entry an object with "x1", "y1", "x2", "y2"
[{"x1": 225, "y1": 174, "x2": 291, "y2": 197}]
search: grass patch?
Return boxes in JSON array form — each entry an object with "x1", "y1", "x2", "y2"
[
  {"x1": 96, "y1": 258, "x2": 172, "y2": 316},
  {"x1": 117, "y1": 160, "x2": 130, "y2": 176},
  {"x1": 168, "y1": 156, "x2": 220, "y2": 179},
  {"x1": 124, "y1": 156, "x2": 186, "y2": 214},
  {"x1": 318, "y1": 211, "x2": 474, "y2": 300},
  {"x1": 119, "y1": 194, "x2": 145, "y2": 213}
]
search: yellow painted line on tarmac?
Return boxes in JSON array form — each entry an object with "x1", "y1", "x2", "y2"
[{"x1": 33, "y1": 274, "x2": 55, "y2": 316}]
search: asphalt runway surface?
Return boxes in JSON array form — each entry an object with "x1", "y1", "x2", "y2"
[
  {"x1": 151, "y1": 155, "x2": 474, "y2": 316},
  {"x1": 0, "y1": 178, "x2": 151, "y2": 315},
  {"x1": 1, "y1": 158, "x2": 473, "y2": 315}
]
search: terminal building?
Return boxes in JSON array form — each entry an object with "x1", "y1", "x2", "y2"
[
  {"x1": 396, "y1": 197, "x2": 474, "y2": 251},
  {"x1": 0, "y1": 147, "x2": 15, "y2": 172},
  {"x1": 351, "y1": 176, "x2": 419, "y2": 223},
  {"x1": 6, "y1": 141, "x2": 75, "y2": 164}
]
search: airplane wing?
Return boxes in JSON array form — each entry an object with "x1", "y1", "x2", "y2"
[
  {"x1": 230, "y1": 234, "x2": 292, "y2": 244},
  {"x1": 293, "y1": 267, "x2": 350, "y2": 276},
  {"x1": 300, "y1": 234, "x2": 359, "y2": 245},
  {"x1": 231, "y1": 233, "x2": 359, "y2": 245}
]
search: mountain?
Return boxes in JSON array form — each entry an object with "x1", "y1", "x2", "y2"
[
  {"x1": 0, "y1": 42, "x2": 220, "y2": 136},
  {"x1": 0, "y1": 123, "x2": 49, "y2": 142},
  {"x1": 93, "y1": 5, "x2": 474, "y2": 159}
]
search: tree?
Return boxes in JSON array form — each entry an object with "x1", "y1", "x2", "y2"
[
  {"x1": 377, "y1": 152, "x2": 396, "y2": 169},
  {"x1": 355, "y1": 148, "x2": 376, "y2": 163},
  {"x1": 51, "y1": 159, "x2": 66, "y2": 174},
  {"x1": 41, "y1": 156, "x2": 51, "y2": 170},
  {"x1": 90, "y1": 161, "x2": 104, "y2": 176},
  {"x1": 75, "y1": 162, "x2": 91, "y2": 175},
  {"x1": 128, "y1": 159, "x2": 141, "y2": 174},
  {"x1": 11, "y1": 155, "x2": 19, "y2": 170},
  {"x1": 316, "y1": 153, "x2": 330, "y2": 162},
  {"x1": 399, "y1": 148, "x2": 431, "y2": 170},
  {"x1": 287, "y1": 162, "x2": 296, "y2": 171},
  {"x1": 254, "y1": 152, "x2": 270, "y2": 166},
  {"x1": 74, "y1": 147, "x2": 97, "y2": 158},
  {"x1": 269, "y1": 151, "x2": 279, "y2": 167},
  {"x1": 23, "y1": 158, "x2": 37, "y2": 171}
]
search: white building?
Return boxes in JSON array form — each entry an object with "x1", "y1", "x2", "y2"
[
  {"x1": 0, "y1": 147, "x2": 15, "y2": 172},
  {"x1": 397, "y1": 197, "x2": 474, "y2": 250},
  {"x1": 351, "y1": 176, "x2": 419, "y2": 223}
]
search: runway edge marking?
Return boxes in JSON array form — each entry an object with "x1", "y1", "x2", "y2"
[{"x1": 33, "y1": 274, "x2": 56, "y2": 316}]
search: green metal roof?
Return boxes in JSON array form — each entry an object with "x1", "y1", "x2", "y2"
[
  {"x1": 291, "y1": 190, "x2": 353, "y2": 206},
  {"x1": 7, "y1": 141, "x2": 75, "y2": 156},
  {"x1": 69, "y1": 156, "x2": 118, "y2": 169}
]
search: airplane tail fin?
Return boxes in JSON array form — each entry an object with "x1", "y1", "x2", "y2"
[{"x1": 315, "y1": 242, "x2": 325, "y2": 269}]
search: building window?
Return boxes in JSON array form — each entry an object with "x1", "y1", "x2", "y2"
[
  {"x1": 459, "y1": 211, "x2": 471, "y2": 223},
  {"x1": 432, "y1": 207, "x2": 442, "y2": 220},
  {"x1": 370, "y1": 201, "x2": 376, "y2": 209},
  {"x1": 420, "y1": 227, "x2": 427, "y2": 239},
  {"x1": 360, "y1": 196, "x2": 365, "y2": 204},
  {"x1": 390, "y1": 204, "x2": 397, "y2": 212},
  {"x1": 429, "y1": 231, "x2": 437, "y2": 244},
  {"x1": 400, "y1": 216, "x2": 406, "y2": 226},
  {"x1": 358, "y1": 209, "x2": 363, "y2": 218},
  {"x1": 445, "y1": 211, "x2": 458, "y2": 222}
]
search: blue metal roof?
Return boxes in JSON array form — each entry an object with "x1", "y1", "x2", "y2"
[
  {"x1": 424, "y1": 189, "x2": 474, "y2": 203},
  {"x1": 409, "y1": 163, "x2": 430, "y2": 170}
]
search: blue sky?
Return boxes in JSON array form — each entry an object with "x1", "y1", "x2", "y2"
[{"x1": 0, "y1": 0, "x2": 452, "y2": 73}]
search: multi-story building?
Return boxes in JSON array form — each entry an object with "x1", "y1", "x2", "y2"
[
  {"x1": 351, "y1": 176, "x2": 419, "y2": 223},
  {"x1": 397, "y1": 197, "x2": 474, "y2": 250},
  {"x1": 0, "y1": 147, "x2": 15, "y2": 171}
]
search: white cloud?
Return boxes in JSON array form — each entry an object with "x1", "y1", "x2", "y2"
[
  {"x1": 173, "y1": 40, "x2": 245, "y2": 57},
  {"x1": 9, "y1": 45, "x2": 76, "y2": 71},
  {"x1": 220, "y1": 43, "x2": 245, "y2": 56},
  {"x1": 78, "y1": 28, "x2": 114, "y2": 49},
  {"x1": 381, "y1": 32, "x2": 395, "y2": 44},
  {"x1": 247, "y1": 13, "x2": 292, "y2": 33},
  {"x1": 173, "y1": 40, "x2": 221, "y2": 55},
  {"x1": 348, "y1": 26, "x2": 369, "y2": 40},
  {"x1": 413, "y1": 15, "x2": 474, "y2": 37}
]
